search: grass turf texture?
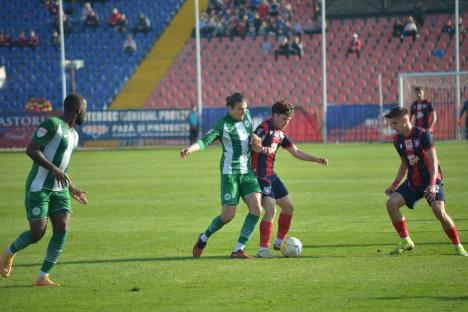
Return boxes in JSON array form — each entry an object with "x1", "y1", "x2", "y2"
[{"x1": 1, "y1": 142, "x2": 467, "y2": 311}]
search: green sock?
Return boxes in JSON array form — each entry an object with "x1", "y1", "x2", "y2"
[
  {"x1": 204, "y1": 215, "x2": 224, "y2": 238},
  {"x1": 9, "y1": 231, "x2": 32, "y2": 254},
  {"x1": 40, "y1": 232, "x2": 67, "y2": 274},
  {"x1": 238, "y1": 213, "x2": 260, "y2": 244}
]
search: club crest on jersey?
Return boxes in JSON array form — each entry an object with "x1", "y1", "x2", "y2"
[
  {"x1": 224, "y1": 193, "x2": 232, "y2": 201},
  {"x1": 36, "y1": 127, "x2": 47, "y2": 138},
  {"x1": 405, "y1": 140, "x2": 413, "y2": 149},
  {"x1": 243, "y1": 120, "x2": 250, "y2": 128}
]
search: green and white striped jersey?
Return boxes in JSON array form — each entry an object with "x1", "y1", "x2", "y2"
[
  {"x1": 26, "y1": 117, "x2": 79, "y2": 192},
  {"x1": 197, "y1": 110, "x2": 253, "y2": 174}
]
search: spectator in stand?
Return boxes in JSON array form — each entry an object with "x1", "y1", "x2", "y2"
[
  {"x1": 116, "y1": 14, "x2": 128, "y2": 34},
  {"x1": 123, "y1": 34, "x2": 137, "y2": 55},
  {"x1": 392, "y1": 18, "x2": 404, "y2": 37},
  {"x1": 304, "y1": 18, "x2": 320, "y2": 35},
  {"x1": 81, "y1": 2, "x2": 94, "y2": 21},
  {"x1": 400, "y1": 16, "x2": 419, "y2": 42},
  {"x1": 281, "y1": 2, "x2": 293, "y2": 21},
  {"x1": 290, "y1": 35, "x2": 303, "y2": 59},
  {"x1": 24, "y1": 97, "x2": 53, "y2": 112},
  {"x1": 346, "y1": 33, "x2": 362, "y2": 58},
  {"x1": 413, "y1": 3, "x2": 425, "y2": 28},
  {"x1": 293, "y1": 21, "x2": 303, "y2": 39},
  {"x1": 257, "y1": 0, "x2": 269, "y2": 19},
  {"x1": 84, "y1": 11, "x2": 99, "y2": 28},
  {"x1": 442, "y1": 19, "x2": 455, "y2": 39},
  {"x1": 253, "y1": 12, "x2": 262, "y2": 37},
  {"x1": 51, "y1": 31, "x2": 60, "y2": 47},
  {"x1": 133, "y1": 13, "x2": 151, "y2": 36},
  {"x1": 108, "y1": 8, "x2": 123, "y2": 27},
  {"x1": 29, "y1": 31, "x2": 40, "y2": 50},
  {"x1": 274, "y1": 37, "x2": 290, "y2": 61},
  {"x1": 54, "y1": 13, "x2": 73, "y2": 34},
  {"x1": 269, "y1": 0, "x2": 280, "y2": 17},
  {"x1": 0, "y1": 32, "x2": 12, "y2": 48},
  {"x1": 15, "y1": 31, "x2": 29, "y2": 48},
  {"x1": 261, "y1": 37, "x2": 272, "y2": 53},
  {"x1": 237, "y1": 15, "x2": 249, "y2": 40}
]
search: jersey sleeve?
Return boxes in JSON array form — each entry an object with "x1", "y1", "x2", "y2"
[
  {"x1": 281, "y1": 133, "x2": 293, "y2": 148},
  {"x1": 393, "y1": 135, "x2": 403, "y2": 156},
  {"x1": 254, "y1": 122, "x2": 268, "y2": 141},
  {"x1": 420, "y1": 129, "x2": 434, "y2": 151},
  {"x1": 196, "y1": 120, "x2": 223, "y2": 150},
  {"x1": 32, "y1": 118, "x2": 58, "y2": 148}
]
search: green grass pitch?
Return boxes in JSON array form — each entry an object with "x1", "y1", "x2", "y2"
[{"x1": 1, "y1": 142, "x2": 467, "y2": 311}]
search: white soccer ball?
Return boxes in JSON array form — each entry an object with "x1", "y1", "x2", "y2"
[{"x1": 280, "y1": 237, "x2": 302, "y2": 257}]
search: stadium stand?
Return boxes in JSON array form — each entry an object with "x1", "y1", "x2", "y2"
[
  {"x1": 146, "y1": 1, "x2": 468, "y2": 108},
  {"x1": 0, "y1": 0, "x2": 183, "y2": 112}
]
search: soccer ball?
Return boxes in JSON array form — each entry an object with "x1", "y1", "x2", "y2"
[{"x1": 280, "y1": 237, "x2": 302, "y2": 257}]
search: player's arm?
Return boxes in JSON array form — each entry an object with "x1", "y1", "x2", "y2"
[
  {"x1": 286, "y1": 144, "x2": 328, "y2": 165},
  {"x1": 180, "y1": 124, "x2": 221, "y2": 159},
  {"x1": 26, "y1": 140, "x2": 70, "y2": 187},
  {"x1": 423, "y1": 147, "x2": 438, "y2": 201},
  {"x1": 428, "y1": 110, "x2": 437, "y2": 131},
  {"x1": 385, "y1": 156, "x2": 407, "y2": 196}
]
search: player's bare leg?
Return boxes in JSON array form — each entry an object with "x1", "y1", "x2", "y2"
[
  {"x1": 273, "y1": 196, "x2": 294, "y2": 250},
  {"x1": 431, "y1": 201, "x2": 468, "y2": 257},
  {"x1": 386, "y1": 193, "x2": 414, "y2": 255},
  {"x1": 257, "y1": 197, "x2": 276, "y2": 258}
]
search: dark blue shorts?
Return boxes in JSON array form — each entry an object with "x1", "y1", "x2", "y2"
[
  {"x1": 256, "y1": 174, "x2": 289, "y2": 199},
  {"x1": 395, "y1": 179, "x2": 445, "y2": 209}
]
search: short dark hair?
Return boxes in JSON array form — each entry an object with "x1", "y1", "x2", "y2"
[
  {"x1": 414, "y1": 86, "x2": 422, "y2": 92},
  {"x1": 272, "y1": 99, "x2": 294, "y2": 116},
  {"x1": 226, "y1": 92, "x2": 243, "y2": 108},
  {"x1": 384, "y1": 106, "x2": 409, "y2": 119},
  {"x1": 64, "y1": 93, "x2": 85, "y2": 113}
]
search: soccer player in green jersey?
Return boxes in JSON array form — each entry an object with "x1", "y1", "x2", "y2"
[
  {"x1": 181, "y1": 93, "x2": 264, "y2": 259},
  {"x1": 0, "y1": 94, "x2": 89, "y2": 286}
]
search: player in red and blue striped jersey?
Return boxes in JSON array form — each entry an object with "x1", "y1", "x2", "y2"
[
  {"x1": 251, "y1": 100, "x2": 328, "y2": 258},
  {"x1": 384, "y1": 106, "x2": 467, "y2": 256},
  {"x1": 410, "y1": 87, "x2": 437, "y2": 132}
]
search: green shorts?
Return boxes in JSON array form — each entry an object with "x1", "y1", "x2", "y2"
[
  {"x1": 220, "y1": 172, "x2": 261, "y2": 206},
  {"x1": 25, "y1": 190, "x2": 72, "y2": 220}
]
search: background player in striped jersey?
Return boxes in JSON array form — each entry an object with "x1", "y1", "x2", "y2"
[
  {"x1": 384, "y1": 106, "x2": 467, "y2": 256},
  {"x1": 181, "y1": 93, "x2": 264, "y2": 259},
  {"x1": 0, "y1": 94, "x2": 89, "y2": 286},
  {"x1": 251, "y1": 100, "x2": 328, "y2": 258},
  {"x1": 410, "y1": 86, "x2": 437, "y2": 132}
]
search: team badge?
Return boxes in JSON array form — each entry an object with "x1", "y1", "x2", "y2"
[
  {"x1": 36, "y1": 127, "x2": 47, "y2": 138},
  {"x1": 32, "y1": 207, "x2": 41, "y2": 216},
  {"x1": 405, "y1": 140, "x2": 413, "y2": 149},
  {"x1": 263, "y1": 186, "x2": 272, "y2": 195},
  {"x1": 224, "y1": 193, "x2": 232, "y2": 201},
  {"x1": 243, "y1": 120, "x2": 250, "y2": 128}
]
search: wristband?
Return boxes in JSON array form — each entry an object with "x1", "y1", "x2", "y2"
[{"x1": 391, "y1": 180, "x2": 400, "y2": 188}]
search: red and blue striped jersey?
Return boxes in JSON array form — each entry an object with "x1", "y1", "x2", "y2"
[
  {"x1": 410, "y1": 100, "x2": 434, "y2": 129},
  {"x1": 251, "y1": 118, "x2": 293, "y2": 177},
  {"x1": 393, "y1": 127, "x2": 442, "y2": 186}
]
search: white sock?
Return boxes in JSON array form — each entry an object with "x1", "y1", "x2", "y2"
[
  {"x1": 38, "y1": 271, "x2": 48, "y2": 278},
  {"x1": 233, "y1": 243, "x2": 245, "y2": 252},
  {"x1": 274, "y1": 238, "x2": 283, "y2": 245},
  {"x1": 258, "y1": 247, "x2": 269, "y2": 251},
  {"x1": 200, "y1": 233, "x2": 208, "y2": 243}
]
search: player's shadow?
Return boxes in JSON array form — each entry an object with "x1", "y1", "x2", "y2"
[
  {"x1": 371, "y1": 295, "x2": 468, "y2": 301},
  {"x1": 13, "y1": 255, "x2": 252, "y2": 267},
  {"x1": 303, "y1": 241, "x2": 450, "y2": 249}
]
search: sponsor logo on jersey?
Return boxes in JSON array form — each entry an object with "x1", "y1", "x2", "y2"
[
  {"x1": 32, "y1": 207, "x2": 41, "y2": 216},
  {"x1": 36, "y1": 127, "x2": 47, "y2": 138},
  {"x1": 407, "y1": 155, "x2": 419, "y2": 166}
]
